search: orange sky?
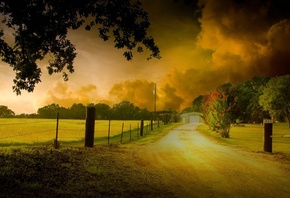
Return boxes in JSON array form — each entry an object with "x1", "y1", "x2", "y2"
[{"x1": 1, "y1": 0, "x2": 290, "y2": 114}]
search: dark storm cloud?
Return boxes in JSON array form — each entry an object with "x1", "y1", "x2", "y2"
[
  {"x1": 2, "y1": 0, "x2": 290, "y2": 113},
  {"x1": 108, "y1": 0, "x2": 290, "y2": 111},
  {"x1": 198, "y1": 0, "x2": 290, "y2": 76},
  {"x1": 143, "y1": 0, "x2": 290, "y2": 111}
]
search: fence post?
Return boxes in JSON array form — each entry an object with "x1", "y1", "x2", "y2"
[
  {"x1": 263, "y1": 119, "x2": 273, "y2": 153},
  {"x1": 130, "y1": 124, "x2": 132, "y2": 141},
  {"x1": 151, "y1": 119, "x2": 153, "y2": 131},
  {"x1": 137, "y1": 123, "x2": 139, "y2": 138},
  {"x1": 108, "y1": 120, "x2": 111, "y2": 145},
  {"x1": 140, "y1": 120, "x2": 144, "y2": 137},
  {"x1": 121, "y1": 122, "x2": 124, "y2": 143},
  {"x1": 84, "y1": 106, "x2": 95, "y2": 147},
  {"x1": 54, "y1": 112, "x2": 60, "y2": 149}
]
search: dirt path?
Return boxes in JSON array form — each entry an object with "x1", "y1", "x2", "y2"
[{"x1": 132, "y1": 123, "x2": 290, "y2": 197}]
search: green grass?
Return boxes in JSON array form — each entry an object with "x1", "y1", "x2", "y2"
[
  {"x1": 0, "y1": 145, "x2": 176, "y2": 197},
  {"x1": 121, "y1": 122, "x2": 184, "y2": 147},
  {"x1": 197, "y1": 123, "x2": 290, "y2": 154},
  {"x1": 0, "y1": 121, "x2": 182, "y2": 197},
  {"x1": 0, "y1": 118, "x2": 168, "y2": 147}
]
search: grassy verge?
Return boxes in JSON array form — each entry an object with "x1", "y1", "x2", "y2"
[
  {"x1": 0, "y1": 123, "x2": 182, "y2": 197},
  {"x1": 0, "y1": 146, "x2": 173, "y2": 197},
  {"x1": 0, "y1": 119, "x2": 172, "y2": 147},
  {"x1": 197, "y1": 123, "x2": 290, "y2": 154},
  {"x1": 0, "y1": 119, "x2": 151, "y2": 145},
  {"x1": 53, "y1": 122, "x2": 182, "y2": 148},
  {"x1": 121, "y1": 122, "x2": 184, "y2": 147}
]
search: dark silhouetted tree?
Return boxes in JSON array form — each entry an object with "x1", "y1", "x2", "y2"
[
  {"x1": 0, "y1": 0, "x2": 160, "y2": 94},
  {"x1": 111, "y1": 101, "x2": 137, "y2": 120},
  {"x1": 135, "y1": 108, "x2": 151, "y2": 120},
  {"x1": 0, "y1": 105, "x2": 15, "y2": 118},
  {"x1": 192, "y1": 95, "x2": 204, "y2": 112},
  {"x1": 69, "y1": 103, "x2": 86, "y2": 119},
  {"x1": 37, "y1": 103, "x2": 60, "y2": 118},
  {"x1": 236, "y1": 76, "x2": 270, "y2": 123},
  {"x1": 94, "y1": 103, "x2": 111, "y2": 120},
  {"x1": 111, "y1": 100, "x2": 151, "y2": 120}
]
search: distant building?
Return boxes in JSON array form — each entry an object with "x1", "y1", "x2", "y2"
[{"x1": 180, "y1": 112, "x2": 202, "y2": 123}]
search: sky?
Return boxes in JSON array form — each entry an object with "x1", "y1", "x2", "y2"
[{"x1": 1, "y1": 0, "x2": 290, "y2": 114}]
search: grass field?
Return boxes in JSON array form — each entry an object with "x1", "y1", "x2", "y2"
[
  {"x1": 0, "y1": 118, "x2": 153, "y2": 146},
  {"x1": 197, "y1": 123, "x2": 290, "y2": 154},
  {"x1": 0, "y1": 122, "x2": 182, "y2": 197}
]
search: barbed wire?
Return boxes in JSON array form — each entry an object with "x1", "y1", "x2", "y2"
[{"x1": 0, "y1": 119, "x2": 155, "y2": 142}]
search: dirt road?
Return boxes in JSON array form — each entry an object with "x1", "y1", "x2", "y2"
[{"x1": 132, "y1": 123, "x2": 290, "y2": 197}]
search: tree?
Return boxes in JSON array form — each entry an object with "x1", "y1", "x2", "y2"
[
  {"x1": 134, "y1": 108, "x2": 151, "y2": 120},
  {"x1": 201, "y1": 93, "x2": 217, "y2": 130},
  {"x1": 111, "y1": 100, "x2": 137, "y2": 120},
  {"x1": 69, "y1": 103, "x2": 86, "y2": 119},
  {"x1": 236, "y1": 76, "x2": 270, "y2": 123},
  {"x1": 171, "y1": 110, "x2": 180, "y2": 123},
  {"x1": 192, "y1": 95, "x2": 204, "y2": 112},
  {"x1": 110, "y1": 100, "x2": 151, "y2": 120},
  {"x1": 37, "y1": 103, "x2": 60, "y2": 118},
  {"x1": 57, "y1": 106, "x2": 70, "y2": 119},
  {"x1": 0, "y1": 0, "x2": 160, "y2": 94},
  {"x1": 259, "y1": 75, "x2": 290, "y2": 127},
  {"x1": 94, "y1": 103, "x2": 111, "y2": 120},
  {"x1": 0, "y1": 105, "x2": 15, "y2": 117},
  {"x1": 201, "y1": 83, "x2": 239, "y2": 138}
]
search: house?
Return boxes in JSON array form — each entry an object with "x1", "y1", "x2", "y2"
[{"x1": 180, "y1": 112, "x2": 202, "y2": 123}]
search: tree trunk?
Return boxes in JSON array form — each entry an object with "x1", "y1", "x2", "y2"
[{"x1": 220, "y1": 125, "x2": 230, "y2": 138}]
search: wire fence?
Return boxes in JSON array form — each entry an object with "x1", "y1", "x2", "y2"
[{"x1": 0, "y1": 118, "x2": 159, "y2": 146}]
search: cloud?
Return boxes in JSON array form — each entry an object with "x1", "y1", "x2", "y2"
[
  {"x1": 107, "y1": 68, "x2": 227, "y2": 112},
  {"x1": 197, "y1": 0, "x2": 290, "y2": 79},
  {"x1": 108, "y1": 78, "x2": 186, "y2": 111},
  {"x1": 267, "y1": 19, "x2": 290, "y2": 52},
  {"x1": 109, "y1": 80, "x2": 156, "y2": 110},
  {"x1": 159, "y1": 68, "x2": 227, "y2": 110},
  {"x1": 159, "y1": 83, "x2": 184, "y2": 110},
  {"x1": 2, "y1": 0, "x2": 290, "y2": 114},
  {"x1": 39, "y1": 82, "x2": 108, "y2": 108}
]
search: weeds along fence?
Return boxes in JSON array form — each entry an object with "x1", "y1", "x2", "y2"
[{"x1": 0, "y1": 118, "x2": 158, "y2": 146}]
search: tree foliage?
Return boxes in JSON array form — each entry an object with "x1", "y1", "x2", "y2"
[
  {"x1": 37, "y1": 103, "x2": 61, "y2": 119},
  {"x1": 0, "y1": 105, "x2": 15, "y2": 118},
  {"x1": 111, "y1": 100, "x2": 151, "y2": 120},
  {"x1": 191, "y1": 95, "x2": 204, "y2": 112},
  {"x1": 236, "y1": 76, "x2": 270, "y2": 123},
  {"x1": 201, "y1": 83, "x2": 239, "y2": 138},
  {"x1": 34, "y1": 101, "x2": 152, "y2": 120},
  {"x1": 0, "y1": 0, "x2": 160, "y2": 94},
  {"x1": 259, "y1": 75, "x2": 290, "y2": 127},
  {"x1": 94, "y1": 103, "x2": 111, "y2": 120}
]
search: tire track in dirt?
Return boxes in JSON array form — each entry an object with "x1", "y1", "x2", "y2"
[{"x1": 133, "y1": 123, "x2": 290, "y2": 197}]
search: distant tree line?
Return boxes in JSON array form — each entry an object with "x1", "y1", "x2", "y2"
[
  {"x1": 183, "y1": 75, "x2": 290, "y2": 138},
  {"x1": 1, "y1": 101, "x2": 153, "y2": 120},
  {"x1": 0, "y1": 105, "x2": 15, "y2": 118}
]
